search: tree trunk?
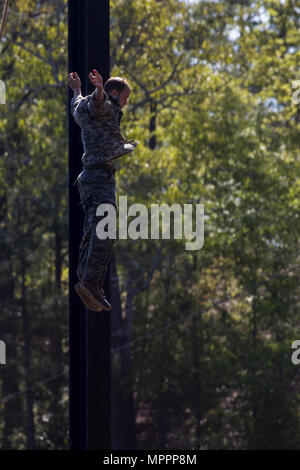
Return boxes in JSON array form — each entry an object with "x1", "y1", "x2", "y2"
[
  {"x1": 157, "y1": 335, "x2": 166, "y2": 449},
  {"x1": 157, "y1": 258, "x2": 173, "y2": 449},
  {"x1": 55, "y1": 229, "x2": 62, "y2": 290},
  {"x1": 1, "y1": 250, "x2": 19, "y2": 449},
  {"x1": 111, "y1": 251, "x2": 137, "y2": 449},
  {"x1": 192, "y1": 313, "x2": 202, "y2": 450},
  {"x1": 21, "y1": 258, "x2": 35, "y2": 450},
  {"x1": 149, "y1": 101, "x2": 157, "y2": 150}
]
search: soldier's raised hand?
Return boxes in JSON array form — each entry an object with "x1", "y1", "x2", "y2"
[
  {"x1": 68, "y1": 72, "x2": 81, "y2": 90},
  {"x1": 89, "y1": 69, "x2": 103, "y2": 90},
  {"x1": 89, "y1": 69, "x2": 104, "y2": 100}
]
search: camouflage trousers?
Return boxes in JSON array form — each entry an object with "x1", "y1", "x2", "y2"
[{"x1": 74, "y1": 168, "x2": 117, "y2": 287}]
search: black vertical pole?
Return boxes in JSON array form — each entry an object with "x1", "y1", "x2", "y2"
[
  {"x1": 68, "y1": 0, "x2": 111, "y2": 450},
  {"x1": 68, "y1": 0, "x2": 86, "y2": 450}
]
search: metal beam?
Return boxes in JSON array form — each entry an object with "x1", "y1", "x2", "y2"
[{"x1": 68, "y1": 0, "x2": 111, "y2": 450}]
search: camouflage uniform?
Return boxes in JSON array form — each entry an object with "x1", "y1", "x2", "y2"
[{"x1": 71, "y1": 89, "x2": 137, "y2": 287}]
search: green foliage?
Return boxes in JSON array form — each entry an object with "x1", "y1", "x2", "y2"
[{"x1": 0, "y1": 0, "x2": 68, "y2": 449}]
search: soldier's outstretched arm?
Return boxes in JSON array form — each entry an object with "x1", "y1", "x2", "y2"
[
  {"x1": 88, "y1": 69, "x2": 103, "y2": 99},
  {"x1": 68, "y1": 72, "x2": 85, "y2": 124},
  {"x1": 68, "y1": 72, "x2": 82, "y2": 96},
  {"x1": 88, "y1": 69, "x2": 110, "y2": 118}
]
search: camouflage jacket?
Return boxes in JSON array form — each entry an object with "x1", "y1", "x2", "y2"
[{"x1": 70, "y1": 89, "x2": 137, "y2": 170}]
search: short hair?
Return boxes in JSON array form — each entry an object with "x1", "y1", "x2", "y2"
[{"x1": 104, "y1": 77, "x2": 130, "y2": 95}]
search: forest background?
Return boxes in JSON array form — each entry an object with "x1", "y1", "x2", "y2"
[{"x1": 0, "y1": 0, "x2": 300, "y2": 450}]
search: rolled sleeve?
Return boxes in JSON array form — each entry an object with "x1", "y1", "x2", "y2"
[{"x1": 71, "y1": 94, "x2": 86, "y2": 126}]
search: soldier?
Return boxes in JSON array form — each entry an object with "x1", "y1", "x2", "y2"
[{"x1": 68, "y1": 69, "x2": 137, "y2": 312}]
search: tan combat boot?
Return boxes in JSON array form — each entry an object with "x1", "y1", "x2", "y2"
[{"x1": 75, "y1": 280, "x2": 111, "y2": 311}]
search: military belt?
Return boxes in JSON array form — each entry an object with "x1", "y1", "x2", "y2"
[{"x1": 83, "y1": 163, "x2": 116, "y2": 174}]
